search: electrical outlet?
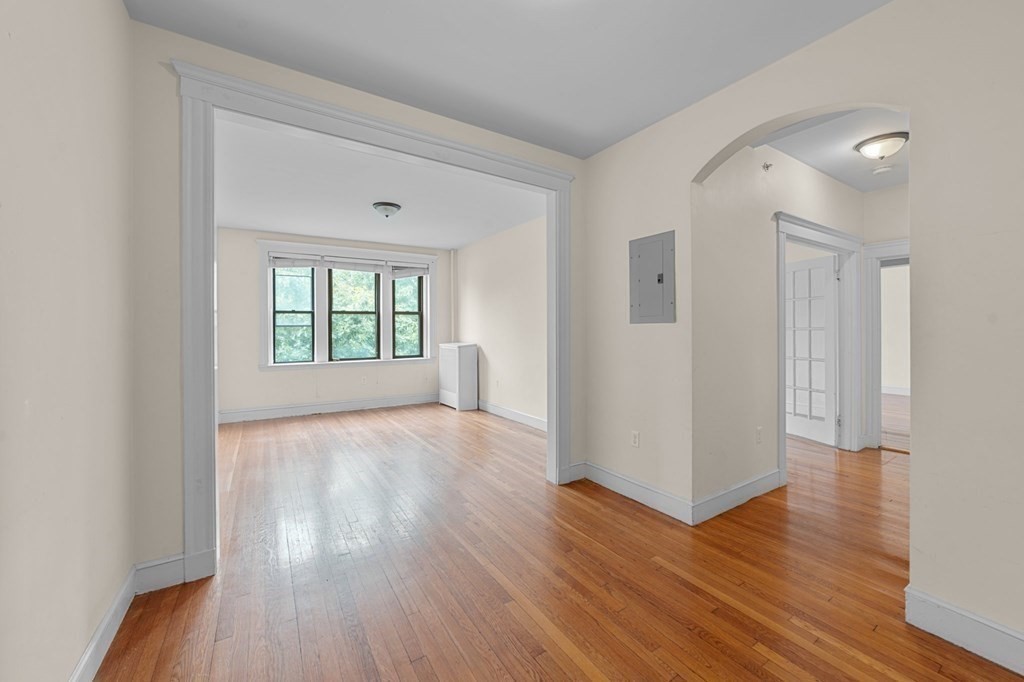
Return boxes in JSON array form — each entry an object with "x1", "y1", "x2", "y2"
[
  {"x1": 361, "y1": 376, "x2": 367, "y2": 385},
  {"x1": 756, "y1": 426, "x2": 763, "y2": 445},
  {"x1": 631, "y1": 430, "x2": 640, "y2": 448}
]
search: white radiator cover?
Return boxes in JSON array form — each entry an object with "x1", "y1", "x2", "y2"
[{"x1": 439, "y1": 343, "x2": 478, "y2": 411}]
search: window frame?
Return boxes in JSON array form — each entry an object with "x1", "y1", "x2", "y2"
[
  {"x1": 271, "y1": 266, "x2": 316, "y2": 364},
  {"x1": 392, "y1": 275, "x2": 425, "y2": 359},
  {"x1": 257, "y1": 240, "x2": 436, "y2": 370},
  {"x1": 328, "y1": 269, "x2": 382, "y2": 362}
]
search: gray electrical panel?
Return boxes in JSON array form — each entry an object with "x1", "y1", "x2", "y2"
[{"x1": 629, "y1": 230, "x2": 675, "y2": 324}]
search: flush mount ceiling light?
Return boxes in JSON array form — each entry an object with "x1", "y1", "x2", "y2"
[
  {"x1": 855, "y1": 132, "x2": 909, "y2": 160},
  {"x1": 372, "y1": 201, "x2": 402, "y2": 219}
]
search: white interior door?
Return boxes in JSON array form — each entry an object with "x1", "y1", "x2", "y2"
[{"x1": 785, "y1": 254, "x2": 838, "y2": 446}]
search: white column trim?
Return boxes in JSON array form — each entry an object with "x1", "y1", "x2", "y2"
[{"x1": 173, "y1": 61, "x2": 575, "y2": 582}]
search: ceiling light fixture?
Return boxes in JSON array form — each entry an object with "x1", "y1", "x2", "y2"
[
  {"x1": 855, "y1": 132, "x2": 909, "y2": 160},
  {"x1": 372, "y1": 201, "x2": 401, "y2": 219}
]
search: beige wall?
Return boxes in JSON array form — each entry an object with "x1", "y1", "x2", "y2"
[
  {"x1": 585, "y1": 0, "x2": 1024, "y2": 632},
  {"x1": 864, "y1": 184, "x2": 910, "y2": 243},
  {"x1": 130, "y1": 21, "x2": 587, "y2": 564},
  {"x1": 217, "y1": 228, "x2": 451, "y2": 414},
  {"x1": 0, "y1": 0, "x2": 134, "y2": 678},
  {"x1": 456, "y1": 218, "x2": 547, "y2": 422},
  {"x1": 691, "y1": 146, "x2": 864, "y2": 499},
  {"x1": 881, "y1": 264, "x2": 911, "y2": 392}
]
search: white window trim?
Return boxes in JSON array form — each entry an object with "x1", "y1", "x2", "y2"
[{"x1": 258, "y1": 239, "x2": 437, "y2": 369}]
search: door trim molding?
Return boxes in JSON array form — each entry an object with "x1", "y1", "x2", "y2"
[
  {"x1": 172, "y1": 60, "x2": 574, "y2": 582},
  {"x1": 775, "y1": 213, "x2": 863, "y2": 483},
  {"x1": 862, "y1": 239, "x2": 910, "y2": 448}
]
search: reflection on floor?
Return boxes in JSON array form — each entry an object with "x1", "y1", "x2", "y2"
[
  {"x1": 882, "y1": 392, "x2": 911, "y2": 452},
  {"x1": 95, "y1": 406, "x2": 1016, "y2": 680}
]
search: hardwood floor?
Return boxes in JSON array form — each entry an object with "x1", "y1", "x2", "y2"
[
  {"x1": 881, "y1": 392, "x2": 911, "y2": 452},
  {"x1": 97, "y1": 405, "x2": 1017, "y2": 680}
]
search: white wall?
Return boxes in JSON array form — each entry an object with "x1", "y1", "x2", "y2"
[
  {"x1": 129, "y1": 21, "x2": 587, "y2": 564},
  {"x1": 217, "y1": 228, "x2": 451, "y2": 416},
  {"x1": 864, "y1": 184, "x2": 909, "y2": 243},
  {"x1": 881, "y1": 264, "x2": 911, "y2": 393},
  {"x1": 691, "y1": 145, "x2": 864, "y2": 499},
  {"x1": 585, "y1": 0, "x2": 1024, "y2": 636},
  {"x1": 0, "y1": 0, "x2": 134, "y2": 678},
  {"x1": 456, "y1": 217, "x2": 547, "y2": 423}
]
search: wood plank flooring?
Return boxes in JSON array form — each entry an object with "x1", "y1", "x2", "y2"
[
  {"x1": 881, "y1": 392, "x2": 911, "y2": 452},
  {"x1": 97, "y1": 404, "x2": 1016, "y2": 680}
]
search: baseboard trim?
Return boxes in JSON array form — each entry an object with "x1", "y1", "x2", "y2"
[
  {"x1": 560, "y1": 462, "x2": 587, "y2": 483},
  {"x1": 136, "y1": 553, "x2": 185, "y2": 594},
  {"x1": 70, "y1": 550, "x2": 192, "y2": 680},
  {"x1": 583, "y1": 462, "x2": 694, "y2": 525},
  {"x1": 906, "y1": 587, "x2": 1024, "y2": 674},
  {"x1": 882, "y1": 386, "x2": 911, "y2": 396},
  {"x1": 691, "y1": 469, "x2": 782, "y2": 524},
  {"x1": 218, "y1": 392, "x2": 440, "y2": 423},
  {"x1": 478, "y1": 400, "x2": 547, "y2": 432},
  {"x1": 184, "y1": 548, "x2": 217, "y2": 582},
  {"x1": 68, "y1": 567, "x2": 135, "y2": 682}
]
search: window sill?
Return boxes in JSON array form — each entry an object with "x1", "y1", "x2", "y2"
[{"x1": 259, "y1": 356, "x2": 434, "y2": 371}]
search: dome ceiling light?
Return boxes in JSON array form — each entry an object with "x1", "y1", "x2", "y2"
[
  {"x1": 855, "y1": 132, "x2": 909, "y2": 160},
  {"x1": 372, "y1": 201, "x2": 402, "y2": 218}
]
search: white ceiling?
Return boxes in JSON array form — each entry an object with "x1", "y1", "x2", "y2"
[
  {"x1": 214, "y1": 111, "x2": 547, "y2": 249},
  {"x1": 756, "y1": 108, "x2": 910, "y2": 192},
  {"x1": 124, "y1": 0, "x2": 890, "y2": 158}
]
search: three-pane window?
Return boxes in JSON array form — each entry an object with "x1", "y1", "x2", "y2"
[{"x1": 269, "y1": 257, "x2": 428, "y2": 365}]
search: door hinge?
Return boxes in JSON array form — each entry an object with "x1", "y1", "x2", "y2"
[
  {"x1": 835, "y1": 269, "x2": 841, "y2": 281},
  {"x1": 836, "y1": 415, "x2": 843, "y2": 431}
]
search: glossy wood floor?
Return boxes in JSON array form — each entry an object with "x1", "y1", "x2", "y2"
[
  {"x1": 881, "y1": 392, "x2": 911, "y2": 452},
  {"x1": 97, "y1": 405, "x2": 1018, "y2": 681}
]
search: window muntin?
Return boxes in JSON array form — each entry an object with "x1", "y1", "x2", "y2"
[
  {"x1": 272, "y1": 267, "x2": 315, "y2": 363},
  {"x1": 393, "y1": 275, "x2": 423, "y2": 358},
  {"x1": 329, "y1": 269, "x2": 380, "y2": 361}
]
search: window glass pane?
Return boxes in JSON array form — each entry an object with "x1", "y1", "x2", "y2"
[
  {"x1": 331, "y1": 313, "x2": 378, "y2": 360},
  {"x1": 331, "y1": 270, "x2": 377, "y2": 311},
  {"x1": 274, "y1": 268, "x2": 313, "y2": 311},
  {"x1": 394, "y1": 314, "x2": 422, "y2": 357},
  {"x1": 394, "y1": 276, "x2": 421, "y2": 312},
  {"x1": 274, "y1": 313, "x2": 313, "y2": 363}
]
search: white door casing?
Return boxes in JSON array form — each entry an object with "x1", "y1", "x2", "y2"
[{"x1": 785, "y1": 255, "x2": 838, "y2": 445}]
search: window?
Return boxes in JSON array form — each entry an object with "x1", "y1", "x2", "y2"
[
  {"x1": 262, "y1": 243, "x2": 433, "y2": 367},
  {"x1": 272, "y1": 267, "x2": 314, "y2": 363},
  {"x1": 393, "y1": 274, "x2": 423, "y2": 358},
  {"x1": 330, "y1": 269, "x2": 380, "y2": 361}
]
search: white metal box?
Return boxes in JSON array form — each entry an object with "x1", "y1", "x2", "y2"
[{"x1": 439, "y1": 343, "x2": 478, "y2": 411}]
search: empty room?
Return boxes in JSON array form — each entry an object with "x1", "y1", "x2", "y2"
[{"x1": 4, "y1": 1, "x2": 1023, "y2": 680}]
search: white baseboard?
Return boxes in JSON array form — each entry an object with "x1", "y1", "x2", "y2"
[
  {"x1": 70, "y1": 551, "x2": 190, "y2": 681},
  {"x1": 69, "y1": 567, "x2": 135, "y2": 682},
  {"x1": 218, "y1": 392, "x2": 439, "y2": 423},
  {"x1": 583, "y1": 462, "x2": 694, "y2": 525},
  {"x1": 136, "y1": 553, "x2": 185, "y2": 594},
  {"x1": 184, "y1": 548, "x2": 217, "y2": 582},
  {"x1": 906, "y1": 587, "x2": 1024, "y2": 674},
  {"x1": 478, "y1": 400, "x2": 547, "y2": 432},
  {"x1": 560, "y1": 462, "x2": 587, "y2": 483},
  {"x1": 691, "y1": 469, "x2": 782, "y2": 524},
  {"x1": 882, "y1": 386, "x2": 911, "y2": 396},
  {"x1": 578, "y1": 464, "x2": 781, "y2": 527}
]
